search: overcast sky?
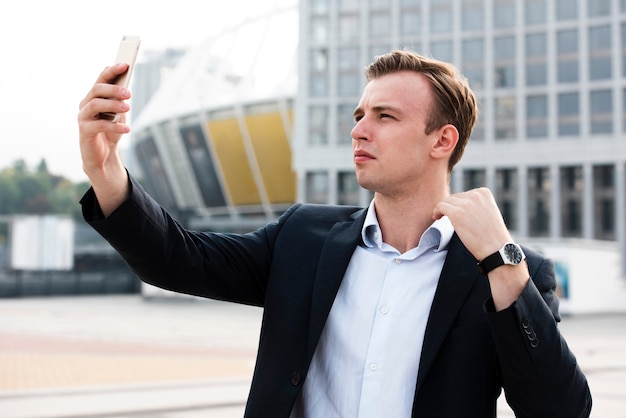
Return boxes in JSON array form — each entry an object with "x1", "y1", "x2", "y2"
[{"x1": 0, "y1": 0, "x2": 282, "y2": 181}]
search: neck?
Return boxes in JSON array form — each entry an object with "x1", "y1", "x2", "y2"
[{"x1": 373, "y1": 182, "x2": 449, "y2": 254}]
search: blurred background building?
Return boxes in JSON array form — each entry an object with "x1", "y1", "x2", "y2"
[
  {"x1": 130, "y1": 2, "x2": 298, "y2": 232},
  {"x1": 3, "y1": 0, "x2": 625, "y2": 311},
  {"x1": 129, "y1": 0, "x2": 626, "y2": 310}
]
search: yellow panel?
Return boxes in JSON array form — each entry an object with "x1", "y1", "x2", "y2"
[
  {"x1": 206, "y1": 119, "x2": 261, "y2": 205},
  {"x1": 244, "y1": 112, "x2": 296, "y2": 203}
]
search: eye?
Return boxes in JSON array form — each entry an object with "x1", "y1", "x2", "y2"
[{"x1": 354, "y1": 115, "x2": 363, "y2": 123}]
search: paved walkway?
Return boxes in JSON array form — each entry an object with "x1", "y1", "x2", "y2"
[{"x1": 0, "y1": 295, "x2": 624, "y2": 417}]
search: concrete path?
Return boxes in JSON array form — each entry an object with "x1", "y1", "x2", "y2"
[{"x1": 0, "y1": 295, "x2": 624, "y2": 417}]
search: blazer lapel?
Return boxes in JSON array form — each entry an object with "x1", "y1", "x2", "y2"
[
  {"x1": 415, "y1": 233, "x2": 480, "y2": 393},
  {"x1": 307, "y1": 208, "x2": 366, "y2": 360}
]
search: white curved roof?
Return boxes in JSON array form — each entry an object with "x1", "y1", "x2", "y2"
[{"x1": 135, "y1": 0, "x2": 299, "y2": 130}]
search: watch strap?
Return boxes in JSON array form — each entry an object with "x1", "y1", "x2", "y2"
[{"x1": 477, "y1": 251, "x2": 504, "y2": 275}]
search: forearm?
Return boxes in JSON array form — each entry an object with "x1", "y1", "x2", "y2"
[
  {"x1": 84, "y1": 157, "x2": 130, "y2": 218},
  {"x1": 487, "y1": 264, "x2": 592, "y2": 417},
  {"x1": 487, "y1": 263, "x2": 530, "y2": 311},
  {"x1": 80, "y1": 175, "x2": 271, "y2": 304}
]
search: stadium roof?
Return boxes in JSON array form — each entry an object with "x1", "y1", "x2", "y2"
[{"x1": 135, "y1": 1, "x2": 299, "y2": 130}]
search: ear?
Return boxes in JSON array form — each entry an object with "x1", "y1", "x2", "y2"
[{"x1": 430, "y1": 124, "x2": 459, "y2": 161}]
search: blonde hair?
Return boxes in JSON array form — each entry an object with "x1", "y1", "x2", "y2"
[{"x1": 365, "y1": 50, "x2": 478, "y2": 172}]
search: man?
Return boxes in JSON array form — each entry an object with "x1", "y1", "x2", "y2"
[{"x1": 78, "y1": 50, "x2": 591, "y2": 417}]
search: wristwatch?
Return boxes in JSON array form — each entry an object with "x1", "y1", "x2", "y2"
[{"x1": 477, "y1": 242, "x2": 526, "y2": 275}]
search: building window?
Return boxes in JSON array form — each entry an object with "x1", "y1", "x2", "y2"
[
  {"x1": 622, "y1": 88, "x2": 626, "y2": 132},
  {"x1": 526, "y1": 32, "x2": 547, "y2": 86},
  {"x1": 560, "y1": 166, "x2": 583, "y2": 237},
  {"x1": 338, "y1": 47, "x2": 359, "y2": 72},
  {"x1": 306, "y1": 171, "x2": 329, "y2": 203},
  {"x1": 589, "y1": 25, "x2": 612, "y2": 80},
  {"x1": 558, "y1": 92, "x2": 580, "y2": 136},
  {"x1": 370, "y1": 0, "x2": 388, "y2": 11},
  {"x1": 494, "y1": 0, "x2": 516, "y2": 29},
  {"x1": 470, "y1": 108, "x2": 485, "y2": 141},
  {"x1": 310, "y1": 0, "x2": 329, "y2": 15},
  {"x1": 309, "y1": 105, "x2": 328, "y2": 145},
  {"x1": 338, "y1": 171, "x2": 360, "y2": 205},
  {"x1": 525, "y1": 0, "x2": 546, "y2": 25},
  {"x1": 370, "y1": 43, "x2": 392, "y2": 60},
  {"x1": 339, "y1": 13, "x2": 360, "y2": 42},
  {"x1": 310, "y1": 17, "x2": 329, "y2": 43},
  {"x1": 593, "y1": 165, "x2": 616, "y2": 240},
  {"x1": 463, "y1": 169, "x2": 486, "y2": 190},
  {"x1": 556, "y1": 0, "x2": 578, "y2": 20},
  {"x1": 621, "y1": 23, "x2": 626, "y2": 77},
  {"x1": 462, "y1": 1, "x2": 484, "y2": 31},
  {"x1": 494, "y1": 95, "x2": 517, "y2": 139},
  {"x1": 557, "y1": 29, "x2": 579, "y2": 83},
  {"x1": 528, "y1": 167, "x2": 551, "y2": 237},
  {"x1": 338, "y1": 0, "x2": 359, "y2": 12},
  {"x1": 338, "y1": 73, "x2": 361, "y2": 97},
  {"x1": 590, "y1": 90, "x2": 613, "y2": 135},
  {"x1": 494, "y1": 36, "x2": 516, "y2": 88},
  {"x1": 526, "y1": 94, "x2": 548, "y2": 138},
  {"x1": 496, "y1": 168, "x2": 518, "y2": 231},
  {"x1": 370, "y1": 11, "x2": 391, "y2": 39},
  {"x1": 589, "y1": 0, "x2": 611, "y2": 16},
  {"x1": 430, "y1": 40, "x2": 453, "y2": 62},
  {"x1": 431, "y1": 9, "x2": 453, "y2": 34},
  {"x1": 338, "y1": 46, "x2": 361, "y2": 98},
  {"x1": 401, "y1": 10, "x2": 421, "y2": 36},
  {"x1": 309, "y1": 48, "x2": 328, "y2": 97},
  {"x1": 462, "y1": 38, "x2": 484, "y2": 89},
  {"x1": 338, "y1": 103, "x2": 357, "y2": 145}
]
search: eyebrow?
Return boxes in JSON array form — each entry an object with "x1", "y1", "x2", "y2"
[{"x1": 353, "y1": 104, "x2": 403, "y2": 117}]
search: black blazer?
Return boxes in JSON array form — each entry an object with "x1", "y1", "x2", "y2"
[{"x1": 82, "y1": 177, "x2": 592, "y2": 418}]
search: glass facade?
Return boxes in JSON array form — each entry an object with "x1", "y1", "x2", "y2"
[{"x1": 560, "y1": 166, "x2": 583, "y2": 238}]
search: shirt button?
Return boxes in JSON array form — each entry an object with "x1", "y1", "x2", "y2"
[
  {"x1": 380, "y1": 306, "x2": 389, "y2": 314},
  {"x1": 395, "y1": 259, "x2": 402, "y2": 264},
  {"x1": 291, "y1": 372, "x2": 301, "y2": 386},
  {"x1": 369, "y1": 363, "x2": 378, "y2": 371}
]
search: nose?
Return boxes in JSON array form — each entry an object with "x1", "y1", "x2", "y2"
[{"x1": 351, "y1": 118, "x2": 368, "y2": 142}]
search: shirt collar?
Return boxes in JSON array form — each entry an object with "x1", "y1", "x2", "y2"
[{"x1": 361, "y1": 199, "x2": 454, "y2": 253}]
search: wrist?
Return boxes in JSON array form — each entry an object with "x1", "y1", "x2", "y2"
[
  {"x1": 477, "y1": 242, "x2": 525, "y2": 275},
  {"x1": 487, "y1": 263, "x2": 530, "y2": 311},
  {"x1": 88, "y1": 163, "x2": 130, "y2": 218}
]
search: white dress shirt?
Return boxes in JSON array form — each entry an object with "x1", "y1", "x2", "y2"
[{"x1": 290, "y1": 201, "x2": 454, "y2": 418}]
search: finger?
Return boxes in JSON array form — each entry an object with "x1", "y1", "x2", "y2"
[
  {"x1": 95, "y1": 63, "x2": 130, "y2": 85},
  {"x1": 79, "y1": 117, "x2": 131, "y2": 138},
  {"x1": 432, "y1": 201, "x2": 447, "y2": 220},
  {"x1": 79, "y1": 97, "x2": 129, "y2": 124},
  {"x1": 79, "y1": 64, "x2": 131, "y2": 109}
]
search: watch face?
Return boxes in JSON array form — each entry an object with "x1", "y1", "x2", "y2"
[{"x1": 503, "y1": 243, "x2": 523, "y2": 264}]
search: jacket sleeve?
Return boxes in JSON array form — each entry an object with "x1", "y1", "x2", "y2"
[
  {"x1": 80, "y1": 174, "x2": 298, "y2": 307},
  {"x1": 486, "y1": 253, "x2": 592, "y2": 418}
]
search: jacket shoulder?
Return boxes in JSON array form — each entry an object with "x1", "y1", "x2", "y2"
[{"x1": 282, "y1": 203, "x2": 366, "y2": 224}]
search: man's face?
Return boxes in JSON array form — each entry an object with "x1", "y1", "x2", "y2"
[{"x1": 351, "y1": 71, "x2": 439, "y2": 196}]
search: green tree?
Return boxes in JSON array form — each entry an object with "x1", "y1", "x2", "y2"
[{"x1": 0, "y1": 159, "x2": 85, "y2": 218}]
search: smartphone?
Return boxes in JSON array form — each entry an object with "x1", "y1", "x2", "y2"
[{"x1": 99, "y1": 35, "x2": 141, "y2": 122}]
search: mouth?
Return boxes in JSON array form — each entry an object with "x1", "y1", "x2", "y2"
[{"x1": 354, "y1": 150, "x2": 374, "y2": 163}]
